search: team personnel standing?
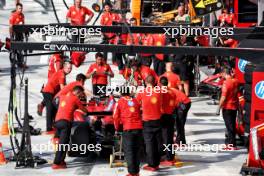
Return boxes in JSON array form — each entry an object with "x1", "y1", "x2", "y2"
[
  {"x1": 171, "y1": 87, "x2": 191, "y2": 144},
  {"x1": 9, "y1": 3, "x2": 26, "y2": 68},
  {"x1": 113, "y1": 86, "x2": 143, "y2": 176},
  {"x1": 100, "y1": 2, "x2": 121, "y2": 61},
  {"x1": 159, "y1": 77, "x2": 176, "y2": 166},
  {"x1": 126, "y1": 18, "x2": 141, "y2": 46},
  {"x1": 42, "y1": 62, "x2": 72, "y2": 133},
  {"x1": 52, "y1": 86, "x2": 88, "y2": 169},
  {"x1": 100, "y1": 2, "x2": 121, "y2": 44},
  {"x1": 153, "y1": 34, "x2": 167, "y2": 76},
  {"x1": 37, "y1": 53, "x2": 64, "y2": 116},
  {"x1": 174, "y1": 35, "x2": 195, "y2": 96},
  {"x1": 47, "y1": 54, "x2": 64, "y2": 78},
  {"x1": 86, "y1": 52, "x2": 114, "y2": 95},
  {"x1": 136, "y1": 75, "x2": 163, "y2": 171},
  {"x1": 126, "y1": 18, "x2": 141, "y2": 64},
  {"x1": 9, "y1": 3, "x2": 24, "y2": 37},
  {"x1": 138, "y1": 33, "x2": 154, "y2": 67},
  {"x1": 66, "y1": 0, "x2": 94, "y2": 43},
  {"x1": 160, "y1": 62, "x2": 182, "y2": 90},
  {"x1": 112, "y1": 20, "x2": 128, "y2": 71},
  {"x1": 217, "y1": 68, "x2": 239, "y2": 149}
]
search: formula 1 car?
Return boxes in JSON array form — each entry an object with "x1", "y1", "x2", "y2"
[{"x1": 68, "y1": 94, "x2": 118, "y2": 157}]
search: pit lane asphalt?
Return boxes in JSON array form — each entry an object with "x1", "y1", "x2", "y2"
[{"x1": 0, "y1": 1, "x2": 247, "y2": 175}]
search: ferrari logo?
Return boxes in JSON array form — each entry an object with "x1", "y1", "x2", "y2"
[{"x1": 169, "y1": 100, "x2": 174, "y2": 106}]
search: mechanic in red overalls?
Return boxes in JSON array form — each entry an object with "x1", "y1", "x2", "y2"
[
  {"x1": 159, "y1": 77, "x2": 177, "y2": 166},
  {"x1": 100, "y1": 2, "x2": 121, "y2": 62},
  {"x1": 217, "y1": 67, "x2": 239, "y2": 150},
  {"x1": 100, "y1": 2, "x2": 120, "y2": 43},
  {"x1": 136, "y1": 75, "x2": 163, "y2": 171},
  {"x1": 52, "y1": 86, "x2": 87, "y2": 169},
  {"x1": 160, "y1": 62, "x2": 182, "y2": 90},
  {"x1": 42, "y1": 62, "x2": 72, "y2": 133},
  {"x1": 125, "y1": 18, "x2": 141, "y2": 70},
  {"x1": 47, "y1": 54, "x2": 64, "y2": 78},
  {"x1": 66, "y1": 0, "x2": 94, "y2": 43},
  {"x1": 138, "y1": 33, "x2": 154, "y2": 67},
  {"x1": 9, "y1": 3, "x2": 24, "y2": 37},
  {"x1": 126, "y1": 18, "x2": 141, "y2": 46},
  {"x1": 112, "y1": 13, "x2": 128, "y2": 71},
  {"x1": 86, "y1": 52, "x2": 114, "y2": 95},
  {"x1": 171, "y1": 86, "x2": 191, "y2": 144},
  {"x1": 153, "y1": 33, "x2": 167, "y2": 76},
  {"x1": 113, "y1": 86, "x2": 143, "y2": 176},
  {"x1": 37, "y1": 53, "x2": 64, "y2": 116},
  {"x1": 9, "y1": 3, "x2": 27, "y2": 68}
]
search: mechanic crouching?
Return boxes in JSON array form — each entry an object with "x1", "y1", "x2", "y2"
[
  {"x1": 52, "y1": 86, "x2": 88, "y2": 169},
  {"x1": 113, "y1": 86, "x2": 143, "y2": 176}
]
